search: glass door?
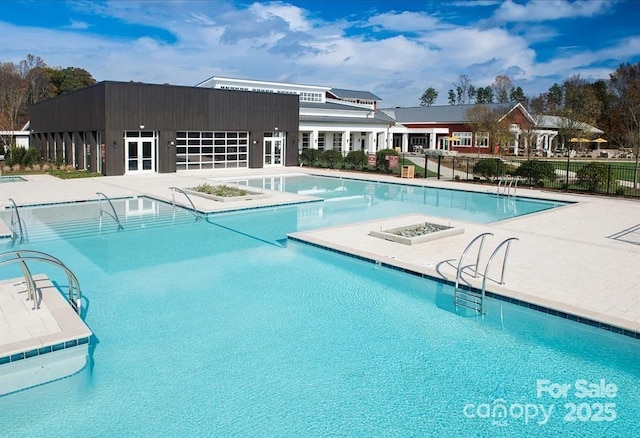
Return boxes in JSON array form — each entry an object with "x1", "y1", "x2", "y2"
[
  {"x1": 264, "y1": 134, "x2": 284, "y2": 167},
  {"x1": 125, "y1": 132, "x2": 156, "y2": 173}
]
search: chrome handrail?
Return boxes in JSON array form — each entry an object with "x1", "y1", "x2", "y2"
[
  {"x1": 96, "y1": 192, "x2": 124, "y2": 231},
  {"x1": 480, "y1": 237, "x2": 519, "y2": 313},
  {"x1": 0, "y1": 250, "x2": 83, "y2": 314},
  {"x1": 169, "y1": 187, "x2": 203, "y2": 221},
  {"x1": 8, "y1": 198, "x2": 25, "y2": 243}
]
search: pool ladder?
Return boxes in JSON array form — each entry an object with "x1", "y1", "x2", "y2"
[
  {"x1": 497, "y1": 176, "x2": 518, "y2": 197},
  {"x1": 454, "y1": 233, "x2": 518, "y2": 314},
  {"x1": 0, "y1": 250, "x2": 83, "y2": 314},
  {"x1": 96, "y1": 192, "x2": 124, "y2": 231},
  {"x1": 169, "y1": 187, "x2": 203, "y2": 221},
  {"x1": 8, "y1": 198, "x2": 26, "y2": 244}
]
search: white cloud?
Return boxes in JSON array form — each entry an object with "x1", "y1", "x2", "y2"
[
  {"x1": 1, "y1": 0, "x2": 638, "y2": 107},
  {"x1": 366, "y1": 11, "x2": 445, "y2": 32},
  {"x1": 493, "y1": 0, "x2": 612, "y2": 23},
  {"x1": 66, "y1": 19, "x2": 90, "y2": 30}
]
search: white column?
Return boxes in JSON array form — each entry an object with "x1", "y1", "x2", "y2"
[
  {"x1": 401, "y1": 133, "x2": 409, "y2": 152},
  {"x1": 342, "y1": 131, "x2": 350, "y2": 155},
  {"x1": 311, "y1": 130, "x2": 318, "y2": 150}
]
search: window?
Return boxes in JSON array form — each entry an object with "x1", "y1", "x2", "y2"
[
  {"x1": 301, "y1": 132, "x2": 310, "y2": 151},
  {"x1": 475, "y1": 132, "x2": 489, "y2": 148},
  {"x1": 317, "y1": 133, "x2": 325, "y2": 151},
  {"x1": 176, "y1": 131, "x2": 248, "y2": 170},
  {"x1": 453, "y1": 132, "x2": 472, "y2": 147},
  {"x1": 332, "y1": 133, "x2": 342, "y2": 149}
]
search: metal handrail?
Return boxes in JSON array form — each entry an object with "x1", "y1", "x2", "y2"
[
  {"x1": 454, "y1": 232, "x2": 494, "y2": 292},
  {"x1": 480, "y1": 237, "x2": 519, "y2": 313},
  {"x1": 169, "y1": 187, "x2": 203, "y2": 221},
  {"x1": 96, "y1": 192, "x2": 124, "y2": 231},
  {"x1": 8, "y1": 198, "x2": 25, "y2": 243},
  {"x1": 0, "y1": 250, "x2": 83, "y2": 314}
]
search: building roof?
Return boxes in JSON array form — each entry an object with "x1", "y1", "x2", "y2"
[
  {"x1": 328, "y1": 88, "x2": 382, "y2": 102},
  {"x1": 380, "y1": 103, "x2": 518, "y2": 124},
  {"x1": 534, "y1": 115, "x2": 604, "y2": 134},
  {"x1": 300, "y1": 115, "x2": 392, "y2": 125}
]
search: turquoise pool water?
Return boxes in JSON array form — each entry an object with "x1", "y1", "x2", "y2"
[
  {"x1": 0, "y1": 175, "x2": 26, "y2": 183},
  {"x1": 224, "y1": 174, "x2": 567, "y2": 224},
  {"x1": 0, "y1": 188, "x2": 637, "y2": 436}
]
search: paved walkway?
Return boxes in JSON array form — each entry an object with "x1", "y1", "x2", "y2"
[{"x1": 1, "y1": 168, "x2": 639, "y2": 336}]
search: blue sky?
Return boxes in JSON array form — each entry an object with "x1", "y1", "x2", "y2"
[{"x1": 1, "y1": 0, "x2": 639, "y2": 106}]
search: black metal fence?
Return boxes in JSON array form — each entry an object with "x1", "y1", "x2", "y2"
[{"x1": 420, "y1": 155, "x2": 640, "y2": 198}]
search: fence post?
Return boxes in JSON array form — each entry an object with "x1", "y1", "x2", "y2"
[
  {"x1": 466, "y1": 157, "x2": 470, "y2": 180},
  {"x1": 565, "y1": 154, "x2": 570, "y2": 188},
  {"x1": 607, "y1": 164, "x2": 611, "y2": 194},
  {"x1": 424, "y1": 154, "x2": 428, "y2": 178},
  {"x1": 437, "y1": 155, "x2": 441, "y2": 180}
]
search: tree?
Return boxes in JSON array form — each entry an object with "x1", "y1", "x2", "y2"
[
  {"x1": 476, "y1": 86, "x2": 494, "y2": 104},
  {"x1": 0, "y1": 62, "x2": 28, "y2": 148},
  {"x1": 491, "y1": 74, "x2": 513, "y2": 103},
  {"x1": 18, "y1": 54, "x2": 49, "y2": 104},
  {"x1": 420, "y1": 87, "x2": 438, "y2": 106},
  {"x1": 447, "y1": 89, "x2": 456, "y2": 105},
  {"x1": 48, "y1": 67, "x2": 96, "y2": 96},
  {"x1": 510, "y1": 86, "x2": 526, "y2": 104},
  {"x1": 453, "y1": 75, "x2": 473, "y2": 104},
  {"x1": 465, "y1": 104, "x2": 507, "y2": 154},
  {"x1": 609, "y1": 62, "x2": 640, "y2": 187}
]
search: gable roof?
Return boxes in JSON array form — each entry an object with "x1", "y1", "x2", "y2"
[
  {"x1": 328, "y1": 88, "x2": 382, "y2": 101},
  {"x1": 380, "y1": 103, "x2": 530, "y2": 124},
  {"x1": 534, "y1": 115, "x2": 604, "y2": 134}
]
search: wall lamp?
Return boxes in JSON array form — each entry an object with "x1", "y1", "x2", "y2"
[
  {"x1": 112, "y1": 141, "x2": 117, "y2": 149},
  {"x1": 168, "y1": 141, "x2": 175, "y2": 148}
]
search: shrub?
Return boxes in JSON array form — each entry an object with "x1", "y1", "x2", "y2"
[
  {"x1": 321, "y1": 149, "x2": 343, "y2": 169},
  {"x1": 514, "y1": 160, "x2": 556, "y2": 184},
  {"x1": 345, "y1": 150, "x2": 367, "y2": 169},
  {"x1": 22, "y1": 147, "x2": 42, "y2": 166},
  {"x1": 576, "y1": 162, "x2": 613, "y2": 192},
  {"x1": 375, "y1": 148, "x2": 399, "y2": 173},
  {"x1": 473, "y1": 158, "x2": 508, "y2": 181},
  {"x1": 5, "y1": 146, "x2": 26, "y2": 167},
  {"x1": 299, "y1": 148, "x2": 321, "y2": 167}
]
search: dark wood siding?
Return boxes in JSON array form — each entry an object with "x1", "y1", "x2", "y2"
[{"x1": 29, "y1": 81, "x2": 300, "y2": 175}]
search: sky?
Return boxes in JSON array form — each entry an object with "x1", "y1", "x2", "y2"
[{"x1": 1, "y1": 0, "x2": 639, "y2": 107}]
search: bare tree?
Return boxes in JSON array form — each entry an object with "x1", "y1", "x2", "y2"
[
  {"x1": 609, "y1": 62, "x2": 640, "y2": 187},
  {"x1": 18, "y1": 54, "x2": 49, "y2": 104},
  {"x1": 491, "y1": 74, "x2": 513, "y2": 103},
  {"x1": 0, "y1": 62, "x2": 28, "y2": 149}
]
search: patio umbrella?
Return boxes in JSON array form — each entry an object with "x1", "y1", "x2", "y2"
[{"x1": 593, "y1": 137, "x2": 608, "y2": 150}]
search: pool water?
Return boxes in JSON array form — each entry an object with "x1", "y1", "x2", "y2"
[
  {"x1": 0, "y1": 175, "x2": 26, "y2": 183},
  {"x1": 225, "y1": 174, "x2": 567, "y2": 224},
  {"x1": 0, "y1": 191, "x2": 637, "y2": 436}
]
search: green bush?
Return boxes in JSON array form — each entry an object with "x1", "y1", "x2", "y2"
[
  {"x1": 375, "y1": 148, "x2": 399, "y2": 173},
  {"x1": 472, "y1": 158, "x2": 508, "y2": 181},
  {"x1": 321, "y1": 149, "x2": 343, "y2": 169},
  {"x1": 576, "y1": 162, "x2": 614, "y2": 192},
  {"x1": 345, "y1": 150, "x2": 367, "y2": 169},
  {"x1": 5, "y1": 146, "x2": 26, "y2": 167},
  {"x1": 299, "y1": 149, "x2": 320, "y2": 166},
  {"x1": 514, "y1": 160, "x2": 556, "y2": 184},
  {"x1": 23, "y1": 147, "x2": 42, "y2": 166}
]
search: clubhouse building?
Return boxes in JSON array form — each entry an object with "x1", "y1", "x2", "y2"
[{"x1": 27, "y1": 76, "x2": 602, "y2": 176}]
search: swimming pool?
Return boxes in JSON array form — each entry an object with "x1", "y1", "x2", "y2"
[
  {"x1": 0, "y1": 175, "x2": 26, "y2": 183},
  {"x1": 220, "y1": 174, "x2": 567, "y2": 224},
  {"x1": 0, "y1": 188, "x2": 637, "y2": 436}
]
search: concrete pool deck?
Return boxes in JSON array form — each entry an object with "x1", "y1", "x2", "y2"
[{"x1": 0, "y1": 168, "x2": 639, "y2": 348}]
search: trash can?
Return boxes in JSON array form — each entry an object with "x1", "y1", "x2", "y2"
[{"x1": 401, "y1": 165, "x2": 415, "y2": 179}]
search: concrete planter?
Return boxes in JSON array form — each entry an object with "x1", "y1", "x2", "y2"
[
  {"x1": 369, "y1": 222, "x2": 464, "y2": 245},
  {"x1": 183, "y1": 187, "x2": 270, "y2": 203}
]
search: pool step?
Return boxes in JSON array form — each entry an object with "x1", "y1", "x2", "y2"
[{"x1": 15, "y1": 209, "x2": 199, "y2": 243}]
